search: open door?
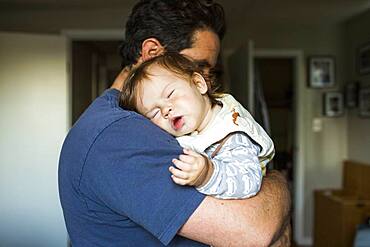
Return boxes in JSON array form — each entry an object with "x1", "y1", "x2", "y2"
[
  {"x1": 227, "y1": 41, "x2": 255, "y2": 115},
  {"x1": 0, "y1": 32, "x2": 68, "y2": 246}
]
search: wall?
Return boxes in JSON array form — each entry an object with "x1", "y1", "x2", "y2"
[
  {"x1": 0, "y1": 7, "x2": 127, "y2": 34},
  {"x1": 224, "y1": 23, "x2": 348, "y2": 243},
  {"x1": 344, "y1": 9, "x2": 370, "y2": 164},
  {"x1": 0, "y1": 33, "x2": 68, "y2": 246}
]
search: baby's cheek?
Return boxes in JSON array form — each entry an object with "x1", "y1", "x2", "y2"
[
  {"x1": 152, "y1": 119, "x2": 168, "y2": 131},
  {"x1": 151, "y1": 118, "x2": 161, "y2": 127}
]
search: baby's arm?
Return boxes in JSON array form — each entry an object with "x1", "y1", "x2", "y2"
[
  {"x1": 170, "y1": 132, "x2": 263, "y2": 199},
  {"x1": 198, "y1": 132, "x2": 263, "y2": 199}
]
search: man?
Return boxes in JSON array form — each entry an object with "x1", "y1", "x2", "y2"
[{"x1": 58, "y1": 0, "x2": 291, "y2": 246}]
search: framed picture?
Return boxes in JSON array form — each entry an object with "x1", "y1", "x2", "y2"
[
  {"x1": 359, "y1": 87, "x2": 370, "y2": 118},
  {"x1": 345, "y1": 81, "x2": 359, "y2": 108},
  {"x1": 358, "y1": 42, "x2": 370, "y2": 75},
  {"x1": 308, "y1": 56, "x2": 336, "y2": 88},
  {"x1": 323, "y1": 92, "x2": 344, "y2": 117}
]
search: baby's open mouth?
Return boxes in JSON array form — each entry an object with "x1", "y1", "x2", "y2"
[{"x1": 171, "y1": 116, "x2": 184, "y2": 131}]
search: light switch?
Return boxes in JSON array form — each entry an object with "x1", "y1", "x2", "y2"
[{"x1": 312, "y1": 118, "x2": 322, "y2": 132}]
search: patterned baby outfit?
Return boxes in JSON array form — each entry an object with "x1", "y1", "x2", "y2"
[{"x1": 177, "y1": 94, "x2": 274, "y2": 199}]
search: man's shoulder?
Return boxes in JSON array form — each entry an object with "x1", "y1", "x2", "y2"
[
  {"x1": 60, "y1": 90, "x2": 135, "y2": 171},
  {"x1": 66, "y1": 89, "x2": 133, "y2": 148},
  {"x1": 59, "y1": 89, "x2": 161, "y2": 191},
  {"x1": 74, "y1": 89, "x2": 175, "y2": 146},
  {"x1": 59, "y1": 89, "x2": 178, "y2": 170},
  {"x1": 77, "y1": 89, "x2": 132, "y2": 131}
]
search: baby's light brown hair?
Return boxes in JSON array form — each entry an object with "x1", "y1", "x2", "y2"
[{"x1": 119, "y1": 52, "x2": 221, "y2": 112}]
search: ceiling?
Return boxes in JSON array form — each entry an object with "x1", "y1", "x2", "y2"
[
  {"x1": 1, "y1": 0, "x2": 369, "y2": 27},
  {"x1": 0, "y1": 0, "x2": 370, "y2": 25},
  {"x1": 223, "y1": 0, "x2": 370, "y2": 27}
]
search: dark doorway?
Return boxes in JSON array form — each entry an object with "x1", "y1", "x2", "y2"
[
  {"x1": 256, "y1": 56, "x2": 296, "y2": 243},
  {"x1": 71, "y1": 40, "x2": 122, "y2": 124},
  {"x1": 255, "y1": 58, "x2": 295, "y2": 186}
]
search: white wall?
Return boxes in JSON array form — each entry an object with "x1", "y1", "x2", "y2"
[
  {"x1": 0, "y1": 32, "x2": 68, "y2": 246},
  {"x1": 224, "y1": 23, "x2": 348, "y2": 244},
  {"x1": 344, "y1": 9, "x2": 370, "y2": 164}
]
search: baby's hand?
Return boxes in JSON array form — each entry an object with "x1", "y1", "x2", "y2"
[{"x1": 170, "y1": 148, "x2": 210, "y2": 187}]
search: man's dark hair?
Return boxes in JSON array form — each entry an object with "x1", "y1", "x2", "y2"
[{"x1": 119, "y1": 0, "x2": 226, "y2": 68}]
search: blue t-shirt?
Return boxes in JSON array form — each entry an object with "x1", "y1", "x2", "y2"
[{"x1": 58, "y1": 89, "x2": 207, "y2": 246}]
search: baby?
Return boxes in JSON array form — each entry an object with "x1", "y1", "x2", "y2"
[{"x1": 120, "y1": 53, "x2": 274, "y2": 199}]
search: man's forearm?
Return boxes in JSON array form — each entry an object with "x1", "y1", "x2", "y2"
[
  {"x1": 179, "y1": 170, "x2": 291, "y2": 246},
  {"x1": 229, "y1": 170, "x2": 291, "y2": 245},
  {"x1": 256, "y1": 171, "x2": 291, "y2": 244},
  {"x1": 271, "y1": 223, "x2": 292, "y2": 247}
]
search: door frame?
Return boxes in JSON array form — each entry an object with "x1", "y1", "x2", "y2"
[{"x1": 254, "y1": 49, "x2": 310, "y2": 246}]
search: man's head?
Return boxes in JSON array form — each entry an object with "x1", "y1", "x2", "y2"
[{"x1": 119, "y1": 0, "x2": 226, "y2": 68}]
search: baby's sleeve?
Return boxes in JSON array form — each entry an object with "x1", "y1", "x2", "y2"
[{"x1": 197, "y1": 132, "x2": 263, "y2": 199}]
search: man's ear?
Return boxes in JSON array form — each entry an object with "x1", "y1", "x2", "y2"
[
  {"x1": 192, "y1": 72, "x2": 208, "y2": 95},
  {"x1": 141, "y1": 38, "x2": 165, "y2": 62}
]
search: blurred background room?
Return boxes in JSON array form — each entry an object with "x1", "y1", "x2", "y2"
[{"x1": 1, "y1": 0, "x2": 370, "y2": 246}]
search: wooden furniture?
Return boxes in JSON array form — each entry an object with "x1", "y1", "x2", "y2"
[{"x1": 314, "y1": 160, "x2": 370, "y2": 247}]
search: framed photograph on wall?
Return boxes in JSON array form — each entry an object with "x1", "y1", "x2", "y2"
[
  {"x1": 323, "y1": 92, "x2": 344, "y2": 117},
  {"x1": 308, "y1": 56, "x2": 336, "y2": 88},
  {"x1": 359, "y1": 87, "x2": 370, "y2": 118},
  {"x1": 358, "y1": 42, "x2": 370, "y2": 75},
  {"x1": 345, "y1": 81, "x2": 359, "y2": 108}
]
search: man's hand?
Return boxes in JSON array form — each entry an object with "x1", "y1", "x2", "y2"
[
  {"x1": 170, "y1": 149, "x2": 212, "y2": 187},
  {"x1": 110, "y1": 66, "x2": 132, "y2": 91}
]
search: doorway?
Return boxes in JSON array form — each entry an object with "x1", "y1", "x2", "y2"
[
  {"x1": 255, "y1": 58, "x2": 295, "y2": 187},
  {"x1": 254, "y1": 50, "x2": 306, "y2": 245},
  {"x1": 256, "y1": 57, "x2": 298, "y2": 243},
  {"x1": 71, "y1": 40, "x2": 122, "y2": 123}
]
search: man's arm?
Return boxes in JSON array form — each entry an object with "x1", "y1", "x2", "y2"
[
  {"x1": 178, "y1": 171, "x2": 291, "y2": 246},
  {"x1": 270, "y1": 222, "x2": 291, "y2": 247}
]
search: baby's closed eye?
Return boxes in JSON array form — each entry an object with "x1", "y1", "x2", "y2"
[
  {"x1": 167, "y1": 89, "x2": 175, "y2": 98},
  {"x1": 147, "y1": 109, "x2": 160, "y2": 119}
]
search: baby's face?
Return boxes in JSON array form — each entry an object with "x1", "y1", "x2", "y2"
[{"x1": 136, "y1": 65, "x2": 211, "y2": 137}]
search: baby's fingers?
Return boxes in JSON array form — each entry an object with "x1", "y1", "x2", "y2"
[
  {"x1": 169, "y1": 166, "x2": 189, "y2": 180},
  {"x1": 177, "y1": 154, "x2": 196, "y2": 165},
  {"x1": 171, "y1": 175, "x2": 189, "y2": 186},
  {"x1": 183, "y1": 148, "x2": 202, "y2": 157},
  {"x1": 172, "y1": 158, "x2": 192, "y2": 172}
]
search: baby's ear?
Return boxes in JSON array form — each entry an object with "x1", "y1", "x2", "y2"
[{"x1": 192, "y1": 72, "x2": 208, "y2": 94}]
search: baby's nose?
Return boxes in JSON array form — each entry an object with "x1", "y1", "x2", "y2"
[{"x1": 162, "y1": 106, "x2": 172, "y2": 118}]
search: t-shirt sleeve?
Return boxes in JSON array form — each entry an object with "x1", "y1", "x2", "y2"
[{"x1": 82, "y1": 115, "x2": 205, "y2": 245}]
